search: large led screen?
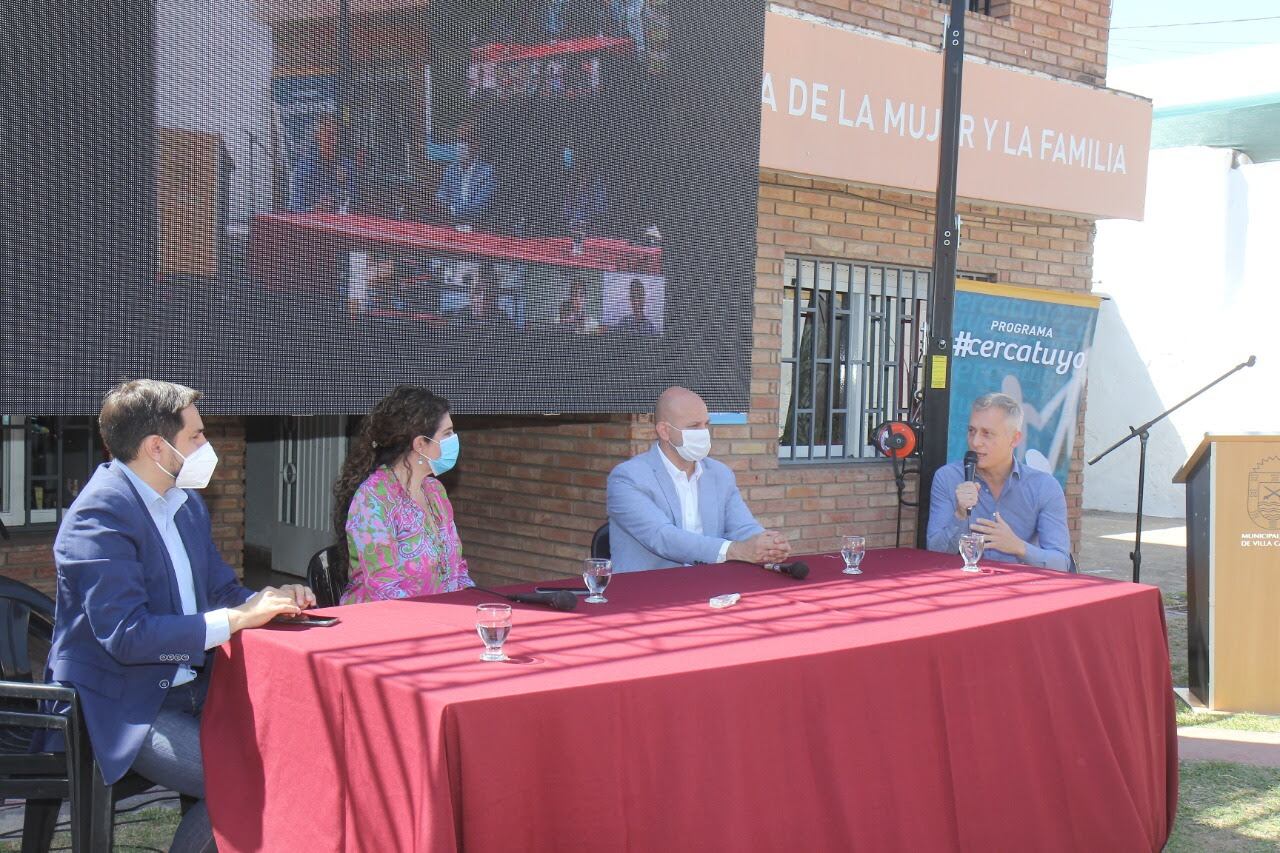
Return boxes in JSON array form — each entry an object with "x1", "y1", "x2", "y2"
[{"x1": 3, "y1": 0, "x2": 765, "y2": 414}]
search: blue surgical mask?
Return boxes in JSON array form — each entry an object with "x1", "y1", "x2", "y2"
[{"x1": 423, "y1": 433, "x2": 460, "y2": 476}]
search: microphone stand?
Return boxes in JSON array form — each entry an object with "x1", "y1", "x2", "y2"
[{"x1": 1088, "y1": 355, "x2": 1256, "y2": 583}]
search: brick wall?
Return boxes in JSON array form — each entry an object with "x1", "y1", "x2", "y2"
[
  {"x1": 0, "y1": 416, "x2": 248, "y2": 596},
  {"x1": 792, "y1": 0, "x2": 1110, "y2": 86},
  {"x1": 0, "y1": 536, "x2": 59, "y2": 597},
  {"x1": 203, "y1": 416, "x2": 248, "y2": 573},
  {"x1": 448, "y1": 415, "x2": 649, "y2": 587},
  {"x1": 755, "y1": 172, "x2": 1094, "y2": 552}
]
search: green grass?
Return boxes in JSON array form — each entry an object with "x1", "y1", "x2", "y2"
[
  {"x1": 1167, "y1": 761, "x2": 1280, "y2": 851},
  {"x1": 5, "y1": 762, "x2": 1279, "y2": 851},
  {"x1": 1179, "y1": 710, "x2": 1280, "y2": 734},
  {"x1": 0, "y1": 806, "x2": 180, "y2": 852},
  {"x1": 1168, "y1": 609, "x2": 1189, "y2": 688}
]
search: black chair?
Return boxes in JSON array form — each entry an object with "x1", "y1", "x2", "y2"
[
  {"x1": 0, "y1": 576, "x2": 80, "y2": 851},
  {"x1": 0, "y1": 577, "x2": 171, "y2": 852},
  {"x1": 590, "y1": 523, "x2": 610, "y2": 560},
  {"x1": 307, "y1": 544, "x2": 347, "y2": 608}
]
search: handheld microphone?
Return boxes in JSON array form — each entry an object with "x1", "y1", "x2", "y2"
[
  {"x1": 476, "y1": 588, "x2": 578, "y2": 612},
  {"x1": 962, "y1": 450, "x2": 979, "y2": 517},
  {"x1": 763, "y1": 561, "x2": 809, "y2": 580}
]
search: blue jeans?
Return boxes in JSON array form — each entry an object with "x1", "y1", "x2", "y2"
[{"x1": 130, "y1": 671, "x2": 216, "y2": 853}]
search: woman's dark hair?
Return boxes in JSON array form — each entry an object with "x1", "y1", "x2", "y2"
[{"x1": 331, "y1": 385, "x2": 451, "y2": 571}]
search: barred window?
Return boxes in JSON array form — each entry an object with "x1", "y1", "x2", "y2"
[
  {"x1": 779, "y1": 258, "x2": 928, "y2": 462},
  {"x1": 1, "y1": 417, "x2": 102, "y2": 529}
]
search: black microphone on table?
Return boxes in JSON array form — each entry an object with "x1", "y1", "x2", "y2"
[
  {"x1": 763, "y1": 561, "x2": 809, "y2": 580},
  {"x1": 962, "y1": 450, "x2": 979, "y2": 517},
  {"x1": 475, "y1": 587, "x2": 578, "y2": 612}
]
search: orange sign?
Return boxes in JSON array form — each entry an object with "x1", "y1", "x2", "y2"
[{"x1": 760, "y1": 13, "x2": 1153, "y2": 220}]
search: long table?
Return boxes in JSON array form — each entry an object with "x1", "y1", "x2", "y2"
[
  {"x1": 248, "y1": 212, "x2": 663, "y2": 296},
  {"x1": 203, "y1": 550, "x2": 1176, "y2": 851},
  {"x1": 472, "y1": 36, "x2": 633, "y2": 64}
]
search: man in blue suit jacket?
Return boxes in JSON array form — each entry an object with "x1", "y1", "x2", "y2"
[
  {"x1": 607, "y1": 387, "x2": 791, "y2": 572},
  {"x1": 48, "y1": 380, "x2": 313, "y2": 851},
  {"x1": 435, "y1": 127, "x2": 496, "y2": 228}
]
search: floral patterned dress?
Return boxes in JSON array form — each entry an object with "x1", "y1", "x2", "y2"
[{"x1": 340, "y1": 466, "x2": 474, "y2": 604}]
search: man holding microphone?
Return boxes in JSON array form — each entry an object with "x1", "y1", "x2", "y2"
[{"x1": 926, "y1": 392, "x2": 1072, "y2": 571}]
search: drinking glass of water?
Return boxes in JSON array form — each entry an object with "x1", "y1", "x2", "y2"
[
  {"x1": 959, "y1": 532, "x2": 985, "y2": 573},
  {"x1": 475, "y1": 604, "x2": 512, "y2": 662},
  {"x1": 841, "y1": 535, "x2": 866, "y2": 575},
  {"x1": 583, "y1": 558, "x2": 612, "y2": 604}
]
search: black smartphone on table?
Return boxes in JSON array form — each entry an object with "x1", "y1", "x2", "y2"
[{"x1": 269, "y1": 613, "x2": 340, "y2": 627}]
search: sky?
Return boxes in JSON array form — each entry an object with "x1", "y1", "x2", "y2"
[{"x1": 1107, "y1": 0, "x2": 1280, "y2": 71}]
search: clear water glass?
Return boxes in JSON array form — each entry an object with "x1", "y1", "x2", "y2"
[
  {"x1": 841, "y1": 535, "x2": 866, "y2": 575},
  {"x1": 959, "y1": 532, "x2": 985, "y2": 573},
  {"x1": 583, "y1": 558, "x2": 612, "y2": 604},
  {"x1": 475, "y1": 604, "x2": 512, "y2": 661}
]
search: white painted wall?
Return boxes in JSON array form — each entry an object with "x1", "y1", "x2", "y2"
[
  {"x1": 156, "y1": 0, "x2": 274, "y2": 231},
  {"x1": 244, "y1": 424, "x2": 276, "y2": 549},
  {"x1": 1087, "y1": 148, "x2": 1280, "y2": 517}
]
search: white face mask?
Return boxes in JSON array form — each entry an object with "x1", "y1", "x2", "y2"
[
  {"x1": 158, "y1": 439, "x2": 219, "y2": 489},
  {"x1": 670, "y1": 426, "x2": 711, "y2": 463}
]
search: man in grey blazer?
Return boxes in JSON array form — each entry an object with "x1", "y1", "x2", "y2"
[{"x1": 607, "y1": 387, "x2": 790, "y2": 572}]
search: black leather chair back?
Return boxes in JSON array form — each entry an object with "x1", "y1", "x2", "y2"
[
  {"x1": 307, "y1": 544, "x2": 348, "y2": 608},
  {"x1": 590, "y1": 523, "x2": 610, "y2": 560}
]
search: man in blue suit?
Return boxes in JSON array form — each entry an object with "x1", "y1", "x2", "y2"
[
  {"x1": 288, "y1": 114, "x2": 357, "y2": 214},
  {"x1": 607, "y1": 387, "x2": 791, "y2": 572},
  {"x1": 48, "y1": 380, "x2": 313, "y2": 852},
  {"x1": 435, "y1": 125, "x2": 496, "y2": 228}
]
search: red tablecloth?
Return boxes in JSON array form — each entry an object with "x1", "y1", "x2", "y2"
[
  {"x1": 473, "y1": 36, "x2": 633, "y2": 64},
  {"x1": 248, "y1": 212, "x2": 662, "y2": 295},
  {"x1": 203, "y1": 550, "x2": 1176, "y2": 852}
]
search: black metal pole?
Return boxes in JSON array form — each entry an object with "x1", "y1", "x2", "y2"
[
  {"x1": 1088, "y1": 355, "x2": 1255, "y2": 583},
  {"x1": 337, "y1": 0, "x2": 355, "y2": 144},
  {"x1": 1132, "y1": 430, "x2": 1148, "y2": 583},
  {"x1": 915, "y1": 0, "x2": 968, "y2": 548}
]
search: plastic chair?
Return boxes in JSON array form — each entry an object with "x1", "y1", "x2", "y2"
[{"x1": 0, "y1": 577, "x2": 174, "y2": 852}]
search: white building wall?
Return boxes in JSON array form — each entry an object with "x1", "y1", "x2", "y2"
[
  {"x1": 156, "y1": 0, "x2": 274, "y2": 232},
  {"x1": 1087, "y1": 148, "x2": 1280, "y2": 517}
]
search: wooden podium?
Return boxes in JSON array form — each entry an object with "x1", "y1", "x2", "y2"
[{"x1": 1174, "y1": 434, "x2": 1280, "y2": 712}]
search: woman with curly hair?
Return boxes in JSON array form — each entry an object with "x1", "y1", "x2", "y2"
[{"x1": 332, "y1": 385, "x2": 473, "y2": 603}]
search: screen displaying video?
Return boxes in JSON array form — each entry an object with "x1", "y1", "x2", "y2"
[{"x1": 4, "y1": 0, "x2": 764, "y2": 414}]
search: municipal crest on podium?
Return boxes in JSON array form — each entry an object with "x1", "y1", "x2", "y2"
[{"x1": 1247, "y1": 456, "x2": 1280, "y2": 530}]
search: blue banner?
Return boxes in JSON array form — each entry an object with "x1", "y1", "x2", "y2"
[
  {"x1": 271, "y1": 74, "x2": 337, "y2": 168},
  {"x1": 947, "y1": 281, "x2": 1101, "y2": 489}
]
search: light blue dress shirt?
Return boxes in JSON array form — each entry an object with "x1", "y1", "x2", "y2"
[
  {"x1": 655, "y1": 446, "x2": 733, "y2": 563},
  {"x1": 926, "y1": 457, "x2": 1072, "y2": 571},
  {"x1": 115, "y1": 460, "x2": 232, "y2": 684}
]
